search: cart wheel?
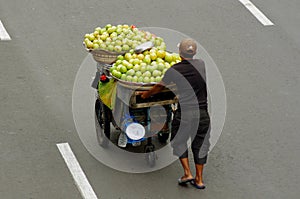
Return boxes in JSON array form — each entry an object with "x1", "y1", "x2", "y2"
[
  {"x1": 95, "y1": 99, "x2": 111, "y2": 148},
  {"x1": 145, "y1": 145, "x2": 156, "y2": 167},
  {"x1": 158, "y1": 132, "x2": 170, "y2": 143}
]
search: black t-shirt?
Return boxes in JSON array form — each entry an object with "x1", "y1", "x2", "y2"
[{"x1": 162, "y1": 59, "x2": 208, "y2": 110}]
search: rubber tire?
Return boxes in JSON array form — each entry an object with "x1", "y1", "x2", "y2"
[
  {"x1": 95, "y1": 99, "x2": 111, "y2": 148},
  {"x1": 158, "y1": 132, "x2": 170, "y2": 143}
]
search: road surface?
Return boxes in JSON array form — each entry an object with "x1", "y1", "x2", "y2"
[{"x1": 1, "y1": 0, "x2": 299, "y2": 198}]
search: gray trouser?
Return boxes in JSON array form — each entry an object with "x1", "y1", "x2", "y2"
[{"x1": 170, "y1": 108, "x2": 210, "y2": 164}]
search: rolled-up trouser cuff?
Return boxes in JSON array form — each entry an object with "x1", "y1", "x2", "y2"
[
  {"x1": 177, "y1": 150, "x2": 207, "y2": 165},
  {"x1": 193, "y1": 155, "x2": 207, "y2": 165}
]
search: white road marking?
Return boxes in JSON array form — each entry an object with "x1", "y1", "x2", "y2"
[
  {"x1": 0, "y1": 20, "x2": 11, "y2": 40},
  {"x1": 56, "y1": 143, "x2": 98, "y2": 199},
  {"x1": 239, "y1": 0, "x2": 274, "y2": 26}
]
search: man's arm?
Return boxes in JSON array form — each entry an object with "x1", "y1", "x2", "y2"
[{"x1": 140, "y1": 82, "x2": 165, "y2": 99}]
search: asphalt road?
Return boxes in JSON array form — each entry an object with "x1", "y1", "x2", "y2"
[{"x1": 1, "y1": 0, "x2": 300, "y2": 198}]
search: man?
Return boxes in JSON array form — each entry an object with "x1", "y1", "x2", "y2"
[{"x1": 141, "y1": 38, "x2": 210, "y2": 189}]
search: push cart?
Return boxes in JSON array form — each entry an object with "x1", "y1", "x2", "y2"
[{"x1": 89, "y1": 45, "x2": 177, "y2": 167}]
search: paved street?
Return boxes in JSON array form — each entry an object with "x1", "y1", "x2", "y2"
[{"x1": 1, "y1": 0, "x2": 299, "y2": 198}]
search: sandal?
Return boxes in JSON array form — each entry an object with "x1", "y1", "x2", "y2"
[
  {"x1": 178, "y1": 177, "x2": 194, "y2": 185},
  {"x1": 190, "y1": 179, "x2": 206, "y2": 189}
]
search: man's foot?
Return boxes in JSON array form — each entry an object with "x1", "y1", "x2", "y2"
[
  {"x1": 178, "y1": 175, "x2": 194, "y2": 185},
  {"x1": 190, "y1": 179, "x2": 206, "y2": 189}
]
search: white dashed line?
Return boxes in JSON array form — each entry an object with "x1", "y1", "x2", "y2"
[
  {"x1": 239, "y1": 0, "x2": 274, "y2": 26},
  {"x1": 57, "y1": 143, "x2": 98, "y2": 199},
  {"x1": 0, "y1": 20, "x2": 11, "y2": 40}
]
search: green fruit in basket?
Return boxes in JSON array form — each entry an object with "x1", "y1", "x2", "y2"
[
  {"x1": 93, "y1": 30, "x2": 99, "y2": 36},
  {"x1": 129, "y1": 49, "x2": 135, "y2": 54},
  {"x1": 123, "y1": 28, "x2": 130, "y2": 34},
  {"x1": 133, "y1": 64, "x2": 141, "y2": 72},
  {"x1": 135, "y1": 71, "x2": 142, "y2": 77},
  {"x1": 126, "y1": 39, "x2": 133, "y2": 46},
  {"x1": 152, "y1": 70, "x2": 162, "y2": 77},
  {"x1": 93, "y1": 39, "x2": 100, "y2": 45},
  {"x1": 124, "y1": 53, "x2": 132, "y2": 61},
  {"x1": 147, "y1": 65, "x2": 157, "y2": 73},
  {"x1": 132, "y1": 54, "x2": 137, "y2": 59},
  {"x1": 93, "y1": 43, "x2": 99, "y2": 49},
  {"x1": 151, "y1": 61, "x2": 157, "y2": 66},
  {"x1": 105, "y1": 24, "x2": 112, "y2": 29},
  {"x1": 140, "y1": 65, "x2": 147, "y2": 73},
  {"x1": 100, "y1": 34, "x2": 108, "y2": 41},
  {"x1": 143, "y1": 71, "x2": 151, "y2": 78},
  {"x1": 126, "y1": 75, "x2": 133, "y2": 82},
  {"x1": 157, "y1": 63, "x2": 165, "y2": 71},
  {"x1": 150, "y1": 77, "x2": 155, "y2": 83},
  {"x1": 106, "y1": 37, "x2": 112, "y2": 43},
  {"x1": 126, "y1": 33, "x2": 134, "y2": 40},
  {"x1": 143, "y1": 55, "x2": 151, "y2": 64},
  {"x1": 100, "y1": 43, "x2": 107, "y2": 49},
  {"x1": 116, "y1": 28, "x2": 122, "y2": 34},
  {"x1": 155, "y1": 76, "x2": 162, "y2": 82},
  {"x1": 138, "y1": 77, "x2": 144, "y2": 83},
  {"x1": 155, "y1": 39, "x2": 161, "y2": 46},
  {"x1": 112, "y1": 70, "x2": 122, "y2": 79},
  {"x1": 127, "y1": 63, "x2": 133, "y2": 70},
  {"x1": 86, "y1": 41, "x2": 94, "y2": 49},
  {"x1": 107, "y1": 45, "x2": 114, "y2": 51},
  {"x1": 149, "y1": 48, "x2": 157, "y2": 54},
  {"x1": 84, "y1": 38, "x2": 90, "y2": 44},
  {"x1": 122, "y1": 44, "x2": 130, "y2": 51},
  {"x1": 132, "y1": 76, "x2": 138, "y2": 82},
  {"x1": 150, "y1": 52, "x2": 157, "y2": 61},
  {"x1": 131, "y1": 44, "x2": 138, "y2": 49},
  {"x1": 164, "y1": 62, "x2": 171, "y2": 69},
  {"x1": 95, "y1": 27, "x2": 102, "y2": 32},
  {"x1": 116, "y1": 65, "x2": 122, "y2": 72},
  {"x1": 132, "y1": 59, "x2": 140, "y2": 65},
  {"x1": 110, "y1": 32, "x2": 117, "y2": 38},
  {"x1": 107, "y1": 26, "x2": 116, "y2": 34},
  {"x1": 122, "y1": 60, "x2": 130, "y2": 67},
  {"x1": 121, "y1": 74, "x2": 127, "y2": 80},
  {"x1": 116, "y1": 60, "x2": 122, "y2": 65},
  {"x1": 115, "y1": 40, "x2": 122, "y2": 46},
  {"x1": 140, "y1": 62, "x2": 147, "y2": 67},
  {"x1": 88, "y1": 34, "x2": 95, "y2": 41},
  {"x1": 120, "y1": 65, "x2": 127, "y2": 73},
  {"x1": 173, "y1": 53, "x2": 181, "y2": 62},
  {"x1": 126, "y1": 69, "x2": 135, "y2": 76},
  {"x1": 164, "y1": 53, "x2": 173, "y2": 63},
  {"x1": 170, "y1": 61, "x2": 176, "y2": 66},
  {"x1": 110, "y1": 66, "x2": 116, "y2": 72},
  {"x1": 143, "y1": 77, "x2": 150, "y2": 83},
  {"x1": 100, "y1": 28, "x2": 106, "y2": 34},
  {"x1": 157, "y1": 50, "x2": 166, "y2": 59},
  {"x1": 156, "y1": 58, "x2": 164, "y2": 63},
  {"x1": 117, "y1": 55, "x2": 124, "y2": 60},
  {"x1": 114, "y1": 45, "x2": 122, "y2": 52},
  {"x1": 137, "y1": 54, "x2": 144, "y2": 60}
]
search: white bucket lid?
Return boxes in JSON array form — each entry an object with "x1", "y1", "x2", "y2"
[{"x1": 125, "y1": 123, "x2": 145, "y2": 140}]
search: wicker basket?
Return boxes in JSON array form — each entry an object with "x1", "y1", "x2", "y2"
[
  {"x1": 83, "y1": 43, "x2": 125, "y2": 64},
  {"x1": 91, "y1": 49, "x2": 125, "y2": 64}
]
